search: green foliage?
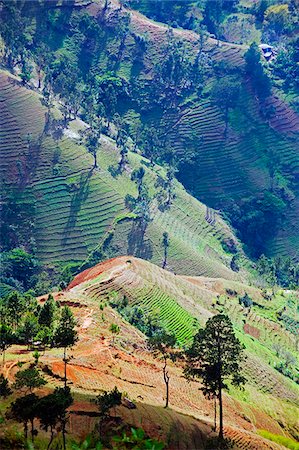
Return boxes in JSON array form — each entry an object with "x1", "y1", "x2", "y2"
[
  {"x1": 54, "y1": 306, "x2": 78, "y2": 350},
  {"x1": 0, "y1": 374, "x2": 12, "y2": 398},
  {"x1": 244, "y1": 43, "x2": 271, "y2": 100},
  {"x1": 257, "y1": 430, "x2": 299, "y2": 450},
  {"x1": 0, "y1": 324, "x2": 13, "y2": 362},
  {"x1": 0, "y1": 193, "x2": 36, "y2": 252},
  {"x1": 113, "y1": 427, "x2": 165, "y2": 449},
  {"x1": 229, "y1": 191, "x2": 286, "y2": 258},
  {"x1": 1, "y1": 249, "x2": 39, "y2": 291},
  {"x1": 110, "y1": 297, "x2": 163, "y2": 338},
  {"x1": 71, "y1": 435, "x2": 103, "y2": 450},
  {"x1": 38, "y1": 294, "x2": 57, "y2": 328},
  {"x1": 210, "y1": 76, "x2": 240, "y2": 134},
  {"x1": 185, "y1": 314, "x2": 246, "y2": 439},
  {"x1": 13, "y1": 367, "x2": 46, "y2": 393},
  {"x1": 264, "y1": 4, "x2": 292, "y2": 36},
  {"x1": 256, "y1": 255, "x2": 299, "y2": 288},
  {"x1": 17, "y1": 313, "x2": 39, "y2": 347},
  {"x1": 239, "y1": 293, "x2": 253, "y2": 308}
]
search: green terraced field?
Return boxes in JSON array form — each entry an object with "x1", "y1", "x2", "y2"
[{"x1": 0, "y1": 70, "x2": 242, "y2": 279}]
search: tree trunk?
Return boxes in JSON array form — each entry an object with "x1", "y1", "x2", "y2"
[
  {"x1": 218, "y1": 379, "x2": 224, "y2": 441},
  {"x1": 3, "y1": 349, "x2": 5, "y2": 365},
  {"x1": 24, "y1": 421, "x2": 28, "y2": 440},
  {"x1": 30, "y1": 418, "x2": 34, "y2": 442},
  {"x1": 213, "y1": 396, "x2": 217, "y2": 432},
  {"x1": 163, "y1": 357, "x2": 169, "y2": 408},
  {"x1": 64, "y1": 347, "x2": 67, "y2": 390},
  {"x1": 62, "y1": 419, "x2": 66, "y2": 450},
  {"x1": 162, "y1": 247, "x2": 167, "y2": 269},
  {"x1": 94, "y1": 151, "x2": 98, "y2": 169},
  {"x1": 47, "y1": 426, "x2": 54, "y2": 450}
]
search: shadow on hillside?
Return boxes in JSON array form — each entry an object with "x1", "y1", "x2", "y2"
[
  {"x1": 62, "y1": 171, "x2": 91, "y2": 245},
  {"x1": 127, "y1": 221, "x2": 153, "y2": 260}
]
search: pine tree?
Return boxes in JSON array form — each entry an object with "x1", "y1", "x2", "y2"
[
  {"x1": 54, "y1": 306, "x2": 78, "y2": 389},
  {"x1": 185, "y1": 314, "x2": 246, "y2": 442},
  {"x1": 39, "y1": 294, "x2": 56, "y2": 328}
]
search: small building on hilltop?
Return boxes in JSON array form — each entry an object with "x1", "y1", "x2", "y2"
[{"x1": 259, "y1": 43, "x2": 274, "y2": 61}]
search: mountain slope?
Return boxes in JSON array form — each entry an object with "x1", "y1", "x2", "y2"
[
  {"x1": 68, "y1": 256, "x2": 299, "y2": 413},
  {"x1": 1, "y1": 0, "x2": 298, "y2": 259},
  {"x1": 0, "y1": 70, "x2": 244, "y2": 279},
  {"x1": 1, "y1": 256, "x2": 298, "y2": 448}
]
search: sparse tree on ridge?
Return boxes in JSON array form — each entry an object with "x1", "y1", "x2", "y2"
[
  {"x1": 162, "y1": 232, "x2": 169, "y2": 269},
  {"x1": 131, "y1": 167, "x2": 146, "y2": 200},
  {"x1": 109, "y1": 323, "x2": 120, "y2": 346},
  {"x1": 185, "y1": 314, "x2": 246, "y2": 442},
  {"x1": 148, "y1": 330, "x2": 177, "y2": 408},
  {"x1": 54, "y1": 306, "x2": 78, "y2": 390}
]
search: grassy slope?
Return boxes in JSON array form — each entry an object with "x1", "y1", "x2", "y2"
[{"x1": 0, "y1": 70, "x2": 243, "y2": 279}]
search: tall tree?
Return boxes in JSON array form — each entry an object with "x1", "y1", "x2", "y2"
[
  {"x1": 7, "y1": 393, "x2": 40, "y2": 442},
  {"x1": 244, "y1": 43, "x2": 271, "y2": 100},
  {"x1": 95, "y1": 386, "x2": 122, "y2": 437},
  {"x1": 116, "y1": 128, "x2": 129, "y2": 173},
  {"x1": 38, "y1": 387, "x2": 73, "y2": 450},
  {"x1": 0, "y1": 374, "x2": 12, "y2": 398},
  {"x1": 210, "y1": 77, "x2": 240, "y2": 135},
  {"x1": 3, "y1": 291, "x2": 25, "y2": 329},
  {"x1": 18, "y1": 313, "x2": 39, "y2": 349},
  {"x1": 185, "y1": 314, "x2": 246, "y2": 442},
  {"x1": 162, "y1": 232, "x2": 169, "y2": 269},
  {"x1": 39, "y1": 294, "x2": 57, "y2": 328},
  {"x1": 131, "y1": 167, "x2": 146, "y2": 200},
  {"x1": 148, "y1": 330, "x2": 177, "y2": 408},
  {"x1": 109, "y1": 323, "x2": 120, "y2": 346},
  {"x1": 0, "y1": 324, "x2": 13, "y2": 364},
  {"x1": 54, "y1": 306, "x2": 78, "y2": 389}
]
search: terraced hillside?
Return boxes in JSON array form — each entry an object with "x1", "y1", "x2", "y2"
[
  {"x1": 1, "y1": 0, "x2": 298, "y2": 259},
  {"x1": 2, "y1": 261, "x2": 298, "y2": 448},
  {"x1": 84, "y1": 0, "x2": 299, "y2": 259},
  {"x1": 0, "y1": 70, "x2": 243, "y2": 279},
  {"x1": 68, "y1": 257, "x2": 299, "y2": 417}
]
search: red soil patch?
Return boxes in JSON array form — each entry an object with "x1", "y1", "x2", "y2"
[
  {"x1": 244, "y1": 323, "x2": 260, "y2": 340},
  {"x1": 68, "y1": 256, "x2": 128, "y2": 289}
]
